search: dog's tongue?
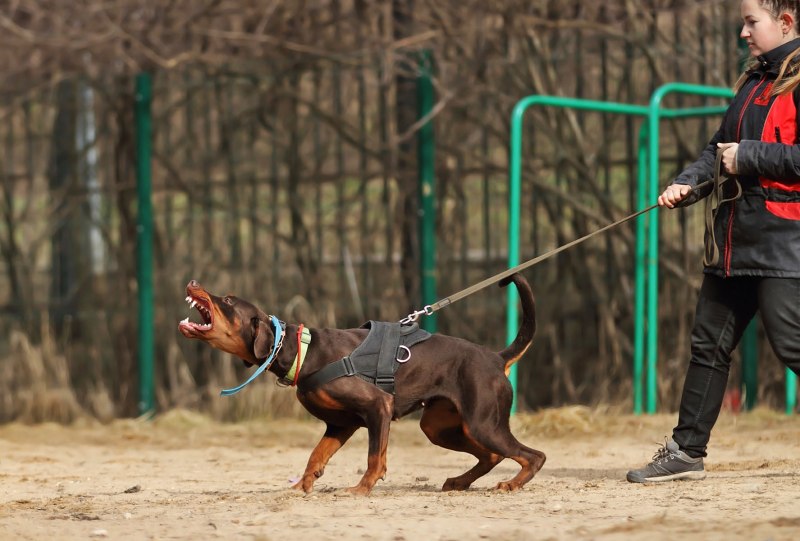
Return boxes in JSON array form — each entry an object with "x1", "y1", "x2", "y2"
[
  {"x1": 181, "y1": 317, "x2": 209, "y2": 328},
  {"x1": 178, "y1": 317, "x2": 211, "y2": 336}
]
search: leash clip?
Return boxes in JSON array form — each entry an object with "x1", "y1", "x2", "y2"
[{"x1": 399, "y1": 305, "x2": 433, "y2": 325}]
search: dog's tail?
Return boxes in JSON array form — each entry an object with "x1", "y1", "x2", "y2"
[{"x1": 496, "y1": 273, "x2": 536, "y2": 376}]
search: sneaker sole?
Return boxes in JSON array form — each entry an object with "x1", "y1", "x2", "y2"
[{"x1": 627, "y1": 470, "x2": 707, "y2": 483}]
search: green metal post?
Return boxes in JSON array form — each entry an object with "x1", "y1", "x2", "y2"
[
  {"x1": 135, "y1": 73, "x2": 155, "y2": 416},
  {"x1": 741, "y1": 319, "x2": 758, "y2": 410},
  {"x1": 508, "y1": 103, "x2": 523, "y2": 414},
  {"x1": 645, "y1": 106, "x2": 661, "y2": 415},
  {"x1": 787, "y1": 368, "x2": 797, "y2": 414},
  {"x1": 741, "y1": 323, "x2": 759, "y2": 409},
  {"x1": 633, "y1": 124, "x2": 649, "y2": 415},
  {"x1": 417, "y1": 50, "x2": 437, "y2": 333}
]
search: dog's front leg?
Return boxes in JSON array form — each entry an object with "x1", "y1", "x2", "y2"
[
  {"x1": 293, "y1": 424, "x2": 358, "y2": 493},
  {"x1": 346, "y1": 396, "x2": 393, "y2": 496}
]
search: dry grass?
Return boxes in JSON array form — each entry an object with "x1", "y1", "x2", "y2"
[
  {"x1": 512, "y1": 403, "x2": 799, "y2": 442},
  {"x1": 2, "y1": 321, "x2": 796, "y2": 428},
  {"x1": 0, "y1": 327, "x2": 91, "y2": 424},
  {"x1": 0, "y1": 323, "x2": 309, "y2": 425}
]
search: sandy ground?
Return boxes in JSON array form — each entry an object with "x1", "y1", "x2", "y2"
[{"x1": 1, "y1": 407, "x2": 799, "y2": 541}]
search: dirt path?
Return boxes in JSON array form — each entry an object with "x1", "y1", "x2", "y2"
[{"x1": 1, "y1": 408, "x2": 799, "y2": 540}]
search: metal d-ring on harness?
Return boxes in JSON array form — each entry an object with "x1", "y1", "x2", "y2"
[{"x1": 400, "y1": 149, "x2": 740, "y2": 325}]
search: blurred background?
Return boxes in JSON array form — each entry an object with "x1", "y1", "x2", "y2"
[{"x1": 0, "y1": 0, "x2": 787, "y2": 422}]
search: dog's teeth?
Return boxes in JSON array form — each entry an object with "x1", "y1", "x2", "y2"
[
  {"x1": 191, "y1": 301, "x2": 197, "y2": 308},
  {"x1": 181, "y1": 317, "x2": 189, "y2": 324}
]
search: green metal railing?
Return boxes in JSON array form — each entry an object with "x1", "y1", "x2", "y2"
[
  {"x1": 508, "y1": 96, "x2": 647, "y2": 414},
  {"x1": 506, "y1": 84, "x2": 780, "y2": 415}
]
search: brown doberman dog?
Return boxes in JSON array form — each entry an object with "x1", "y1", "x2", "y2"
[{"x1": 178, "y1": 273, "x2": 544, "y2": 495}]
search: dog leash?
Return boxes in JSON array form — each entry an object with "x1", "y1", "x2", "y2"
[
  {"x1": 400, "y1": 204, "x2": 660, "y2": 324},
  {"x1": 401, "y1": 151, "x2": 738, "y2": 325},
  {"x1": 702, "y1": 151, "x2": 742, "y2": 266}
]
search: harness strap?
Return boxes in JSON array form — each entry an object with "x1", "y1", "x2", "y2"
[
  {"x1": 300, "y1": 356, "x2": 357, "y2": 390},
  {"x1": 375, "y1": 322, "x2": 401, "y2": 393},
  {"x1": 297, "y1": 322, "x2": 431, "y2": 393}
]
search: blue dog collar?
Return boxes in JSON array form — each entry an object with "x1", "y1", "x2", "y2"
[{"x1": 220, "y1": 315, "x2": 284, "y2": 396}]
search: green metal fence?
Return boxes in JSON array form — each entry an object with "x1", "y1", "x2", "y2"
[{"x1": 1, "y1": 1, "x2": 796, "y2": 419}]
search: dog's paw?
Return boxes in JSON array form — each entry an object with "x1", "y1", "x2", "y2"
[
  {"x1": 494, "y1": 480, "x2": 521, "y2": 492},
  {"x1": 442, "y1": 477, "x2": 471, "y2": 492},
  {"x1": 290, "y1": 478, "x2": 314, "y2": 493},
  {"x1": 343, "y1": 485, "x2": 372, "y2": 497}
]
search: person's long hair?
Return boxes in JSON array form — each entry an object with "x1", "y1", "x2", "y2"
[{"x1": 734, "y1": 0, "x2": 800, "y2": 95}]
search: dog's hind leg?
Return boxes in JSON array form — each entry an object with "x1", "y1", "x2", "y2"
[
  {"x1": 458, "y1": 381, "x2": 546, "y2": 491},
  {"x1": 293, "y1": 424, "x2": 358, "y2": 493},
  {"x1": 420, "y1": 398, "x2": 504, "y2": 491},
  {"x1": 462, "y1": 417, "x2": 545, "y2": 491},
  {"x1": 485, "y1": 436, "x2": 546, "y2": 491}
]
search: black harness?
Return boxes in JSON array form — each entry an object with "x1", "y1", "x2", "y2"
[{"x1": 298, "y1": 321, "x2": 431, "y2": 394}]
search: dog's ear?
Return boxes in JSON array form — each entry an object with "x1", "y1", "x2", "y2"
[{"x1": 252, "y1": 319, "x2": 275, "y2": 361}]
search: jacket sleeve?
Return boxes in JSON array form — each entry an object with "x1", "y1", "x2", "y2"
[
  {"x1": 670, "y1": 129, "x2": 724, "y2": 206},
  {"x1": 736, "y1": 139, "x2": 800, "y2": 181}
]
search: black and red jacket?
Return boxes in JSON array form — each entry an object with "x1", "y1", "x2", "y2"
[{"x1": 675, "y1": 38, "x2": 800, "y2": 278}]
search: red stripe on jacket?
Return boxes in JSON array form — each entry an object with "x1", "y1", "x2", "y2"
[{"x1": 760, "y1": 92, "x2": 800, "y2": 219}]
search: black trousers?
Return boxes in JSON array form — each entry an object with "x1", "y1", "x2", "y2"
[{"x1": 672, "y1": 274, "x2": 800, "y2": 458}]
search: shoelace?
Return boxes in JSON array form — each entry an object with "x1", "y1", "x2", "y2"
[{"x1": 651, "y1": 438, "x2": 676, "y2": 464}]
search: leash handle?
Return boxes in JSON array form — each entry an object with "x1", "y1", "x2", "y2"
[
  {"x1": 672, "y1": 149, "x2": 742, "y2": 265},
  {"x1": 701, "y1": 150, "x2": 742, "y2": 266}
]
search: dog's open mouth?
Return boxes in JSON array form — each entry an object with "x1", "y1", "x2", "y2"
[{"x1": 178, "y1": 293, "x2": 213, "y2": 335}]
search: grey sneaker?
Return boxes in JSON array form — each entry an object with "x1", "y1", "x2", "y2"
[{"x1": 626, "y1": 438, "x2": 706, "y2": 483}]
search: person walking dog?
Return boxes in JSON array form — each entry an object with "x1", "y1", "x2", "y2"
[{"x1": 627, "y1": 0, "x2": 800, "y2": 483}]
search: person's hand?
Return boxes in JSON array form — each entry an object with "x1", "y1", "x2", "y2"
[
  {"x1": 658, "y1": 183, "x2": 692, "y2": 208},
  {"x1": 716, "y1": 142, "x2": 739, "y2": 174}
]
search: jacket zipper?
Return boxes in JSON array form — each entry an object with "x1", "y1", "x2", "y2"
[
  {"x1": 736, "y1": 75, "x2": 766, "y2": 140},
  {"x1": 726, "y1": 75, "x2": 768, "y2": 275}
]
